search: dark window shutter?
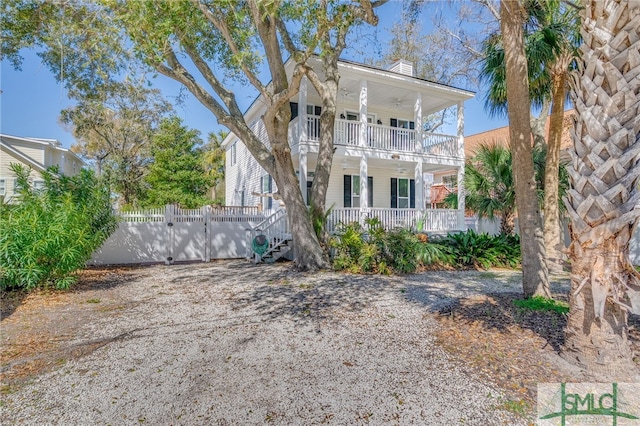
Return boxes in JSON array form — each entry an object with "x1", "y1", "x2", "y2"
[
  {"x1": 410, "y1": 179, "x2": 416, "y2": 208},
  {"x1": 368, "y1": 176, "x2": 373, "y2": 207},
  {"x1": 344, "y1": 175, "x2": 352, "y2": 208},
  {"x1": 315, "y1": 105, "x2": 322, "y2": 116},
  {"x1": 268, "y1": 176, "x2": 273, "y2": 209},
  {"x1": 306, "y1": 181, "x2": 312, "y2": 207},
  {"x1": 391, "y1": 178, "x2": 397, "y2": 209},
  {"x1": 409, "y1": 121, "x2": 415, "y2": 130},
  {"x1": 290, "y1": 102, "x2": 298, "y2": 121},
  {"x1": 390, "y1": 118, "x2": 398, "y2": 128}
]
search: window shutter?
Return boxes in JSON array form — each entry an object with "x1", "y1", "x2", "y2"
[
  {"x1": 410, "y1": 179, "x2": 416, "y2": 208},
  {"x1": 368, "y1": 176, "x2": 373, "y2": 207},
  {"x1": 390, "y1": 118, "x2": 398, "y2": 128},
  {"x1": 306, "y1": 181, "x2": 312, "y2": 207},
  {"x1": 344, "y1": 175, "x2": 352, "y2": 207},
  {"x1": 390, "y1": 178, "x2": 397, "y2": 208},
  {"x1": 268, "y1": 176, "x2": 273, "y2": 209},
  {"x1": 315, "y1": 105, "x2": 322, "y2": 116},
  {"x1": 289, "y1": 102, "x2": 298, "y2": 121},
  {"x1": 409, "y1": 121, "x2": 415, "y2": 130}
]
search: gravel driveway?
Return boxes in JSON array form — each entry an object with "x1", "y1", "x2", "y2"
[{"x1": 2, "y1": 261, "x2": 556, "y2": 425}]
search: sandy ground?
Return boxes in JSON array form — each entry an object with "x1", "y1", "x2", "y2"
[{"x1": 1, "y1": 260, "x2": 566, "y2": 425}]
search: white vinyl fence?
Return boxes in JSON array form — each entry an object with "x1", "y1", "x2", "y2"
[{"x1": 89, "y1": 205, "x2": 266, "y2": 265}]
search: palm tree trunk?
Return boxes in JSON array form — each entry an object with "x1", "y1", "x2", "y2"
[
  {"x1": 564, "y1": 0, "x2": 640, "y2": 378},
  {"x1": 544, "y1": 70, "x2": 567, "y2": 273},
  {"x1": 500, "y1": 0, "x2": 551, "y2": 298}
]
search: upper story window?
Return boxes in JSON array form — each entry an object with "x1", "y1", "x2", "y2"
[{"x1": 230, "y1": 142, "x2": 237, "y2": 166}]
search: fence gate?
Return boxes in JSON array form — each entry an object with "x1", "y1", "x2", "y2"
[{"x1": 88, "y1": 205, "x2": 265, "y2": 265}]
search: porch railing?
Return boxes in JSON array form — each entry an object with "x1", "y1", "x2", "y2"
[
  {"x1": 326, "y1": 208, "x2": 460, "y2": 234},
  {"x1": 299, "y1": 117, "x2": 460, "y2": 156}
]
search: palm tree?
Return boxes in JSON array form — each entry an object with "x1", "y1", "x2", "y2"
[
  {"x1": 499, "y1": 0, "x2": 550, "y2": 298},
  {"x1": 462, "y1": 143, "x2": 517, "y2": 235},
  {"x1": 482, "y1": 0, "x2": 580, "y2": 272},
  {"x1": 454, "y1": 142, "x2": 566, "y2": 236},
  {"x1": 564, "y1": 0, "x2": 640, "y2": 378}
]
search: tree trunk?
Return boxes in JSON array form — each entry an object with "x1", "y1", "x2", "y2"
[
  {"x1": 563, "y1": 241, "x2": 637, "y2": 378},
  {"x1": 530, "y1": 99, "x2": 550, "y2": 150},
  {"x1": 564, "y1": 0, "x2": 640, "y2": 378},
  {"x1": 308, "y1": 58, "x2": 339, "y2": 243},
  {"x1": 266, "y1": 107, "x2": 329, "y2": 272},
  {"x1": 500, "y1": 0, "x2": 551, "y2": 298},
  {"x1": 501, "y1": 210, "x2": 516, "y2": 236},
  {"x1": 544, "y1": 69, "x2": 567, "y2": 273}
]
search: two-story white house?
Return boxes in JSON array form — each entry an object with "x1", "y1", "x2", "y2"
[
  {"x1": 0, "y1": 133, "x2": 85, "y2": 201},
  {"x1": 224, "y1": 57, "x2": 474, "y2": 235}
]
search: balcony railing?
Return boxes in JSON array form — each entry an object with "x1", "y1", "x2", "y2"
[{"x1": 297, "y1": 117, "x2": 460, "y2": 156}]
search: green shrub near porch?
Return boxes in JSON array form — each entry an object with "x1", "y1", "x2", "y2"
[
  {"x1": 0, "y1": 164, "x2": 117, "y2": 291},
  {"x1": 330, "y1": 223, "x2": 521, "y2": 274}
]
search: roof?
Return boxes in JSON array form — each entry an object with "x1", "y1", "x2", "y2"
[
  {"x1": 464, "y1": 109, "x2": 575, "y2": 157},
  {"x1": 0, "y1": 133, "x2": 86, "y2": 167}
]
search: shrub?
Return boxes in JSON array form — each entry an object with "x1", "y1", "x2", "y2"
[
  {"x1": 0, "y1": 164, "x2": 117, "y2": 291},
  {"x1": 435, "y1": 230, "x2": 521, "y2": 269}
]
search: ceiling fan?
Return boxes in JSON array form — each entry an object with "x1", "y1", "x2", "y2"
[
  {"x1": 340, "y1": 88, "x2": 355, "y2": 100},
  {"x1": 394, "y1": 97, "x2": 411, "y2": 108}
]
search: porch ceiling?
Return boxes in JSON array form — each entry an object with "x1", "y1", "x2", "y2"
[
  {"x1": 337, "y1": 77, "x2": 461, "y2": 116},
  {"x1": 294, "y1": 153, "x2": 459, "y2": 175}
]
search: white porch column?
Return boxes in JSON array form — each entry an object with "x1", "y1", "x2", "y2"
[
  {"x1": 299, "y1": 77, "x2": 308, "y2": 141},
  {"x1": 457, "y1": 101, "x2": 464, "y2": 158},
  {"x1": 415, "y1": 158, "x2": 424, "y2": 210},
  {"x1": 414, "y1": 93, "x2": 422, "y2": 152},
  {"x1": 299, "y1": 146, "x2": 308, "y2": 205},
  {"x1": 359, "y1": 80, "x2": 368, "y2": 147},
  {"x1": 360, "y1": 155, "x2": 368, "y2": 224},
  {"x1": 456, "y1": 102, "x2": 466, "y2": 230}
]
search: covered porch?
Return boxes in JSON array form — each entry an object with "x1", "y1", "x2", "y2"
[{"x1": 294, "y1": 151, "x2": 466, "y2": 233}]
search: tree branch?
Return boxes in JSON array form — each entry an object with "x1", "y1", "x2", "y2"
[{"x1": 190, "y1": 0, "x2": 269, "y2": 100}]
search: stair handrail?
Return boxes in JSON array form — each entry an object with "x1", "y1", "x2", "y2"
[{"x1": 248, "y1": 208, "x2": 290, "y2": 262}]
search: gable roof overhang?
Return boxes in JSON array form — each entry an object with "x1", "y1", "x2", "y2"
[{"x1": 0, "y1": 133, "x2": 86, "y2": 168}]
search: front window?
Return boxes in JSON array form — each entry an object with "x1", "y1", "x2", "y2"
[
  {"x1": 230, "y1": 142, "x2": 237, "y2": 166},
  {"x1": 33, "y1": 180, "x2": 45, "y2": 192}
]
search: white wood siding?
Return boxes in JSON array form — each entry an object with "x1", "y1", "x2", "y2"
[{"x1": 225, "y1": 120, "x2": 279, "y2": 208}]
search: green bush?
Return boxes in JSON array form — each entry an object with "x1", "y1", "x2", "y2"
[
  {"x1": 0, "y1": 164, "x2": 117, "y2": 291},
  {"x1": 435, "y1": 230, "x2": 521, "y2": 269},
  {"x1": 329, "y1": 224, "x2": 521, "y2": 274},
  {"x1": 330, "y1": 219, "x2": 423, "y2": 274}
]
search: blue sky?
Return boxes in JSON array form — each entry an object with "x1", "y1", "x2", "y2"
[{"x1": 0, "y1": 2, "x2": 508, "y2": 150}]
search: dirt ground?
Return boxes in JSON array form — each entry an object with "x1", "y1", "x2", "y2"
[{"x1": 1, "y1": 261, "x2": 639, "y2": 424}]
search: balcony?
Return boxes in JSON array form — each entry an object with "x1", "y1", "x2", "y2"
[{"x1": 290, "y1": 117, "x2": 460, "y2": 157}]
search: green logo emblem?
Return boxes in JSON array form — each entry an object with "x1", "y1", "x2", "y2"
[{"x1": 538, "y1": 383, "x2": 639, "y2": 425}]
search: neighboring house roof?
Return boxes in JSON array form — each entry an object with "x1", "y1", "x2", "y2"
[
  {"x1": 0, "y1": 133, "x2": 86, "y2": 171},
  {"x1": 464, "y1": 109, "x2": 575, "y2": 157}
]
